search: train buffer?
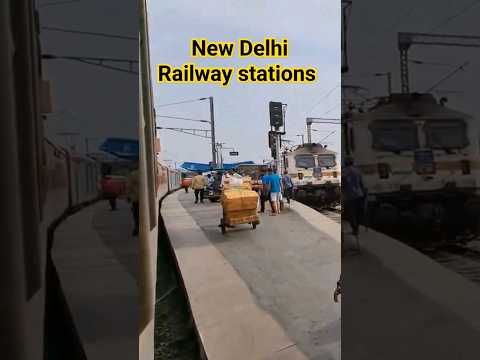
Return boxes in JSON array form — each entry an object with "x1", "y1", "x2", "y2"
[{"x1": 161, "y1": 191, "x2": 341, "y2": 360}]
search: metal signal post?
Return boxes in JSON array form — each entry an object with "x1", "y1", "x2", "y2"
[
  {"x1": 209, "y1": 96, "x2": 217, "y2": 167},
  {"x1": 268, "y1": 101, "x2": 287, "y2": 175}
]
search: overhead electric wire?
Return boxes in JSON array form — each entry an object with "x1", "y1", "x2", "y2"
[
  {"x1": 41, "y1": 26, "x2": 137, "y2": 41},
  {"x1": 429, "y1": 0, "x2": 480, "y2": 32},
  {"x1": 409, "y1": 59, "x2": 458, "y2": 67},
  {"x1": 306, "y1": 83, "x2": 341, "y2": 115},
  {"x1": 319, "y1": 104, "x2": 341, "y2": 116},
  {"x1": 71, "y1": 58, "x2": 137, "y2": 74},
  {"x1": 39, "y1": 0, "x2": 80, "y2": 8},
  {"x1": 307, "y1": 121, "x2": 341, "y2": 125},
  {"x1": 156, "y1": 115, "x2": 210, "y2": 123},
  {"x1": 158, "y1": 127, "x2": 210, "y2": 132},
  {"x1": 42, "y1": 54, "x2": 138, "y2": 75},
  {"x1": 319, "y1": 131, "x2": 337, "y2": 143},
  {"x1": 42, "y1": 54, "x2": 138, "y2": 63},
  {"x1": 157, "y1": 127, "x2": 211, "y2": 139},
  {"x1": 425, "y1": 61, "x2": 469, "y2": 92},
  {"x1": 156, "y1": 98, "x2": 208, "y2": 108}
]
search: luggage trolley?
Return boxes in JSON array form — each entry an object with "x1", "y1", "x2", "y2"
[
  {"x1": 219, "y1": 180, "x2": 260, "y2": 234},
  {"x1": 220, "y1": 209, "x2": 260, "y2": 234}
]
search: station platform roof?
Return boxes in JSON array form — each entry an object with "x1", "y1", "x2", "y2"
[{"x1": 180, "y1": 161, "x2": 255, "y2": 172}]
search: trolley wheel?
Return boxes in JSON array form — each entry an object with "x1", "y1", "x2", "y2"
[{"x1": 220, "y1": 218, "x2": 226, "y2": 234}]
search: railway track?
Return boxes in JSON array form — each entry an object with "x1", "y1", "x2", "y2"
[
  {"x1": 295, "y1": 198, "x2": 341, "y2": 224},
  {"x1": 423, "y1": 242, "x2": 480, "y2": 285},
  {"x1": 298, "y1": 198, "x2": 480, "y2": 285},
  {"x1": 317, "y1": 207, "x2": 341, "y2": 224},
  {"x1": 383, "y1": 228, "x2": 480, "y2": 286}
]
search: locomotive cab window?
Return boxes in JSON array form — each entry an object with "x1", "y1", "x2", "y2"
[
  {"x1": 424, "y1": 119, "x2": 469, "y2": 150},
  {"x1": 295, "y1": 154, "x2": 315, "y2": 168},
  {"x1": 370, "y1": 120, "x2": 418, "y2": 152},
  {"x1": 317, "y1": 154, "x2": 336, "y2": 168}
]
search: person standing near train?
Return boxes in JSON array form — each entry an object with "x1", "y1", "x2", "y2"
[
  {"x1": 126, "y1": 166, "x2": 139, "y2": 236},
  {"x1": 282, "y1": 170, "x2": 294, "y2": 205},
  {"x1": 258, "y1": 169, "x2": 269, "y2": 213},
  {"x1": 342, "y1": 156, "x2": 366, "y2": 238}
]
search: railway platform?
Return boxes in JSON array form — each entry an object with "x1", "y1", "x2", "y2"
[
  {"x1": 342, "y1": 224, "x2": 480, "y2": 359},
  {"x1": 52, "y1": 200, "x2": 138, "y2": 360},
  {"x1": 161, "y1": 191, "x2": 341, "y2": 360}
]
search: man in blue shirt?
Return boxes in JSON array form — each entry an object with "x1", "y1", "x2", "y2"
[{"x1": 268, "y1": 169, "x2": 282, "y2": 215}]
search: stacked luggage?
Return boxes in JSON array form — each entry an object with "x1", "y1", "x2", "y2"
[{"x1": 219, "y1": 175, "x2": 260, "y2": 234}]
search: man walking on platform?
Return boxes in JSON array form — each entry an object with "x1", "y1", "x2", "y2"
[
  {"x1": 259, "y1": 169, "x2": 270, "y2": 213},
  {"x1": 342, "y1": 156, "x2": 366, "y2": 238},
  {"x1": 268, "y1": 169, "x2": 282, "y2": 215},
  {"x1": 191, "y1": 171, "x2": 206, "y2": 204},
  {"x1": 282, "y1": 170, "x2": 294, "y2": 205}
]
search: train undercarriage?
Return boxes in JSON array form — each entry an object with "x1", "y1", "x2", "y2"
[
  {"x1": 293, "y1": 182, "x2": 341, "y2": 209},
  {"x1": 366, "y1": 189, "x2": 480, "y2": 242}
]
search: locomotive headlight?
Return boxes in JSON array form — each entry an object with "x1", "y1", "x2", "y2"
[
  {"x1": 333, "y1": 171, "x2": 338, "y2": 178},
  {"x1": 461, "y1": 160, "x2": 471, "y2": 175},
  {"x1": 377, "y1": 163, "x2": 390, "y2": 179}
]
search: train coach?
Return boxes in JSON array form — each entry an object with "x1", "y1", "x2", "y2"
[
  {"x1": 344, "y1": 93, "x2": 480, "y2": 240},
  {"x1": 284, "y1": 143, "x2": 341, "y2": 208}
]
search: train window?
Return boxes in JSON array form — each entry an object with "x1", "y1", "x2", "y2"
[
  {"x1": 317, "y1": 154, "x2": 336, "y2": 168},
  {"x1": 370, "y1": 120, "x2": 418, "y2": 152},
  {"x1": 295, "y1": 154, "x2": 315, "y2": 168},
  {"x1": 424, "y1": 119, "x2": 468, "y2": 150}
]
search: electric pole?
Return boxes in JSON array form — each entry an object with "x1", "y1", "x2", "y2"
[
  {"x1": 296, "y1": 134, "x2": 305, "y2": 145},
  {"x1": 374, "y1": 72, "x2": 392, "y2": 95},
  {"x1": 342, "y1": 1, "x2": 352, "y2": 74},
  {"x1": 209, "y1": 97, "x2": 216, "y2": 167},
  {"x1": 306, "y1": 117, "x2": 340, "y2": 144}
]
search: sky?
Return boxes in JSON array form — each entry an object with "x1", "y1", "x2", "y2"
[
  {"x1": 39, "y1": 0, "x2": 138, "y2": 152},
  {"x1": 344, "y1": 0, "x2": 480, "y2": 121},
  {"x1": 148, "y1": 0, "x2": 341, "y2": 166}
]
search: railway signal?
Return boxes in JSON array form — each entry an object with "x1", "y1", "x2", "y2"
[
  {"x1": 268, "y1": 130, "x2": 276, "y2": 149},
  {"x1": 269, "y1": 101, "x2": 283, "y2": 128},
  {"x1": 268, "y1": 102, "x2": 287, "y2": 174}
]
